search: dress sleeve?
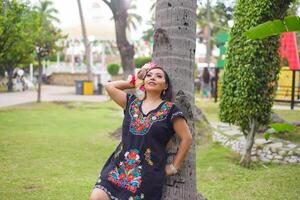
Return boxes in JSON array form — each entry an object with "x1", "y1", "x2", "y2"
[
  {"x1": 170, "y1": 104, "x2": 187, "y2": 124},
  {"x1": 124, "y1": 93, "x2": 136, "y2": 113}
]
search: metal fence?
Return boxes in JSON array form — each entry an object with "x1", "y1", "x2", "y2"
[{"x1": 275, "y1": 68, "x2": 300, "y2": 109}]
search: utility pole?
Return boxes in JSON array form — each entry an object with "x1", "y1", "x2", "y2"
[{"x1": 77, "y1": 0, "x2": 92, "y2": 81}]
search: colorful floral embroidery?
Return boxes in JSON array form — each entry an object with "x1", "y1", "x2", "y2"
[
  {"x1": 144, "y1": 148, "x2": 153, "y2": 166},
  {"x1": 129, "y1": 99, "x2": 173, "y2": 135},
  {"x1": 108, "y1": 149, "x2": 142, "y2": 193}
]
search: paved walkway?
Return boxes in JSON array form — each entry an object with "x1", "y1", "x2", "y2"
[
  {"x1": 0, "y1": 85, "x2": 109, "y2": 108},
  {"x1": 1, "y1": 87, "x2": 300, "y2": 110}
]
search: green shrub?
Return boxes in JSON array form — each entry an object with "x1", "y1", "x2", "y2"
[
  {"x1": 134, "y1": 56, "x2": 151, "y2": 68},
  {"x1": 107, "y1": 63, "x2": 120, "y2": 76}
]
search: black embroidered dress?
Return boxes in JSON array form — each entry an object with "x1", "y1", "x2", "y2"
[{"x1": 94, "y1": 94, "x2": 186, "y2": 200}]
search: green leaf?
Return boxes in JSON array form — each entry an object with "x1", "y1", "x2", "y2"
[
  {"x1": 245, "y1": 15, "x2": 300, "y2": 39},
  {"x1": 284, "y1": 15, "x2": 300, "y2": 32},
  {"x1": 270, "y1": 123, "x2": 296, "y2": 133},
  {"x1": 264, "y1": 132, "x2": 271, "y2": 141}
]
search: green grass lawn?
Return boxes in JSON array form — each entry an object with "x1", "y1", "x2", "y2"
[
  {"x1": 0, "y1": 101, "x2": 300, "y2": 200},
  {"x1": 196, "y1": 133, "x2": 300, "y2": 200},
  {"x1": 195, "y1": 98, "x2": 220, "y2": 122},
  {"x1": 0, "y1": 101, "x2": 122, "y2": 200},
  {"x1": 274, "y1": 109, "x2": 300, "y2": 122}
]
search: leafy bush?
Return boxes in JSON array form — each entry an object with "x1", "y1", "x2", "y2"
[
  {"x1": 134, "y1": 57, "x2": 151, "y2": 68},
  {"x1": 107, "y1": 63, "x2": 120, "y2": 76}
]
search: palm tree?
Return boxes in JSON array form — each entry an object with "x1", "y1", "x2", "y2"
[
  {"x1": 196, "y1": 1, "x2": 234, "y2": 66},
  {"x1": 127, "y1": 3, "x2": 142, "y2": 31},
  {"x1": 76, "y1": 0, "x2": 92, "y2": 81},
  {"x1": 153, "y1": 0, "x2": 205, "y2": 199},
  {"x1": 142, "y1": 0, "x2": 155, "y2": 46},
  {"x1": 102, "y1": 0, "x2": 135, "y2": 78},
  {"x1": 33, "y1": 0, "x2": 59, "y2": 24}
]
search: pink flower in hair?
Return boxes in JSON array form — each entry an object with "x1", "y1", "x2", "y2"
[{"x1": 142, "y1": 62, "x2": 158, "y2": 69}]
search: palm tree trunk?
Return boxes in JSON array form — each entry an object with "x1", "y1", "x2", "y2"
[
  {"x1": 77, "y1": 0, "x2": 92, "y2": 81},
  {"x1": 113, "y1": 5, "x2": 135, "y2": 79},
  {"x1": 153, "y1": 0, "x2": 205, "y2": 199}
]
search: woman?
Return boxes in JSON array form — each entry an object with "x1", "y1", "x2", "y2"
[{"x1": 90, "y1": 63, "x2": 193, "y2": 200}]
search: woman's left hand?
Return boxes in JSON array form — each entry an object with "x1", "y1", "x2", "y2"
[{"x1": 165, "y1": 164, "x2": 176, "y2": 176}]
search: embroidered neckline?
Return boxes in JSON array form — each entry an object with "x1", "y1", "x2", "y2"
[
  {"x1": 129, "y1": 99, "x2": 173, "y2": 135},
  {"x1": 139, "y1": 100, "x2": 165, "y2": 116}
]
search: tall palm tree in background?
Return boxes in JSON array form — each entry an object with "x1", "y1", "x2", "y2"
[
  {"x1": 153, "y1": 0, "x2": 205, "y2": 199},
  {"x1": 77, "y1": 0, "x2": 92, "y2": 81},
  {"x1": 34, "y1": 0, "x2": 60, "y2": 102},
  {"x1": 196, "y1": 1, "x2": 234, "y2": 65},
  {"x1": 33, "y1": 0, "x2": 59, "y2": 24},
  {"x1": 127, "y1": 3, "x2": 142, "y2": 32},
  {"x1": 142, "y1": 0, "x2": 155, "y2": 46},
  {"x1": 102, "y1": 0, "x2": 135, "y2": 78}
]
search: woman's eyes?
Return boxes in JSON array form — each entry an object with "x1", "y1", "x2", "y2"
[{"x1": 146, "y1": 74, "x2": 163, "y2": 78}]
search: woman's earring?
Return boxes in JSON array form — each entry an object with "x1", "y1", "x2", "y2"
[{"x1": 162, "y1": 90, "x2": 166, "y2": 99}]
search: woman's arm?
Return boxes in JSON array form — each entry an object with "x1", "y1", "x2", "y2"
[
  {"x1": 104, "y1": 79, "x2": 135, "y2": 109},
  {"x1": 165, "y1": 118, "x2": 193, "y2": 176}
]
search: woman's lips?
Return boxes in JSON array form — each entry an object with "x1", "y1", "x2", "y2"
[{"x1": 147, "y1": 81, "x2": 157, "y2": 85}]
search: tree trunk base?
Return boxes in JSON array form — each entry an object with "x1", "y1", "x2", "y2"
[
  {"x1": 239, "y1": 151, "x2": 251, "y2": 168},
  {"x1": 197, "y1": 193, "x2": 208, "y2": 200}
]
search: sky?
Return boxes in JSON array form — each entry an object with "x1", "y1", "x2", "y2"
[{"x1": 30, "y1": 0, "x2": 153, "y2": 40}]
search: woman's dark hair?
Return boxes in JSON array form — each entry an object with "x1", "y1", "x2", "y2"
[
  {"x1": 202, "y1": 67, "x2": 210, "y2": 84},
  {"x1": 144, "y1": 66, "x2": 173, "y2": 101}
]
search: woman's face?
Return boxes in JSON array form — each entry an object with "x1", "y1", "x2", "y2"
[{"x1": 144, "y1": 68, "x2": 168, "y2": 93}]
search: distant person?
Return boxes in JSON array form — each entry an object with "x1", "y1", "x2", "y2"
[
  {"x1": 195, "y1": 75, "x2": 201, "y2": 94},
  {"x1": 210, "y1": 73, "x2": 216, "y2": 98},
  {"x1": 201, "y1": 67, "x2": 210, "y2": 98},
  {"x1": 90, "y1": 62, "x2": 192, "y2": 200}
]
